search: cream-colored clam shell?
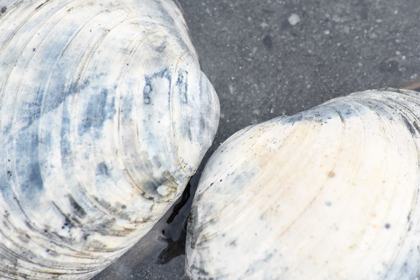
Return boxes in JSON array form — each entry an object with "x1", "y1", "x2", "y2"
[
  {"x1": 0, "y1": 0, "x2": 219, "y2": 279},
  {"x1": 186, "y1": 89, "x2": 420, "y2": 280}
]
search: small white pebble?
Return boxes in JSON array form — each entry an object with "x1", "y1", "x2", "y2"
[
  {"x1": 288, "y1": 13, "x2": 301, "y2": 26},
  {"x1": 260, "y1": 21, "x2": 269, "y2": 28},
  {"x1": 396, "y1": 51, "x2": 401, "y2": 56},
  {"x1": 324, "y1": 30, "x2": 330, "y2": 35},
  {"x1": 228, "y1": 84, "x2": 235, "y2": 94}
]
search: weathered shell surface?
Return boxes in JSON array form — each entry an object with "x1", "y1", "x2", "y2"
[
  {"x1": 0, "y1": 0, "x2": 219, "y2": 278},
  {"x1": 186, "y1": 89, "x2": 420, "y2": 280}
]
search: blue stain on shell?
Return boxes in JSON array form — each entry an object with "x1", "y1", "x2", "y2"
[
  {"x1": 143, "y1": 69, "x2": 171, "y2": 105},
  {"x1": 13, "y1": 130, "x2": 45, "y2": 201},
  {"x1": 24, "y1": 162, "x2": 44, "y2": 193},
  {"x1": 16, "y1": 89, "x2": 43, "y2": 130},
  {"x1": 155, "y1": 40, "x2": 167, "y2": 53},
  {"x1": 60, "y1": 106, "x2": 72, "y2": 164},
  {"x1": 2, "y1": 122, "x2": 11, "y2": 136},
  {"x1": 96, "y1": 162, "x2": 109, "y2": 176},
  {"x1": 78, "y1": 88, "x2": 116, "y2": 136},
  {"x1": 174, "y1": 69, "x2": 193, "y2": 140},
  {"x1": 176, "y1": 70, "x2": 188, "y2": 104},
  {"x1": 143, "y1": 84, "x2": 152, "y2": 104}
]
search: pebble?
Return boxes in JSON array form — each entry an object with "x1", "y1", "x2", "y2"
[{"x1": 288, "y1": 13, "x2": 301, "y2": 26}]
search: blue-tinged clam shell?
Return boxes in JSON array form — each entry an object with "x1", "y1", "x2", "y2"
[{"x1": 0, "y1": 0, "x2": 219, "y2": 278}]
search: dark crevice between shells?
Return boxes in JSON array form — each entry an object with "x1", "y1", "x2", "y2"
[
  {"x1": 166, "y1": 183, "x2": 191, "y2": 224},
  {"x1": 154, "y1": 182, "x2": 191, "y2": 264},
  {"x1": 156, "y1": 219, "x2": 188, "y2": 264}
]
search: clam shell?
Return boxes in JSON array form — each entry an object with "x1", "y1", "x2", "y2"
[
  {"x1": 186, "y1": 89, "x2": 420, "y2": 279},
  {"x1": 0, "y1": 0, "x2": 219, "y2": 278}
]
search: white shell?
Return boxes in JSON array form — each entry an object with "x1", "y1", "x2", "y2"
[
  {"x1": 0, "y1": 0, "x2": 219, "y2": 279},
  {"x1": 186, "y1": 89, "x2": 420, "y2": 280}
]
